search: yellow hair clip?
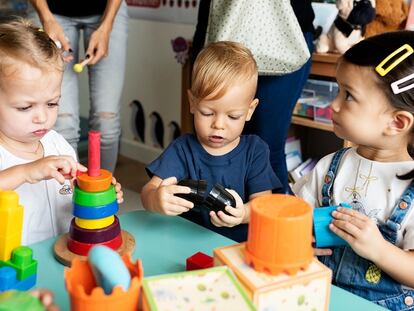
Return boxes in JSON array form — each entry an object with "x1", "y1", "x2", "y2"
[{"x1": 375, "y1": 44, "x2": 414, "y2": 76}]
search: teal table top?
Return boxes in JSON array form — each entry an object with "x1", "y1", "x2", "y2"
[{"x1": 31, "y1": 211, "x2": 385, "y2": 311}]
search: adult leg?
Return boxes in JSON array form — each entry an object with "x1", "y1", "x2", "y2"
[
  {"x1": 83, "y1": 2, "x2": 129, "y2": 172},
  {"x1": 244, "y1": 32, "x2": 314, "y2": 193},
  {"x1": 27, "y1": 12, "x2": 81, "y2": 153}
]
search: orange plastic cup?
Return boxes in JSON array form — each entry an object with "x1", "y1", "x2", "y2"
[
  {"x1": 65, "y1": 254, "x2": 143, "y2": 311},
  {"x1": 245, "y1": 194, "x2": 313, "y2": 275}
]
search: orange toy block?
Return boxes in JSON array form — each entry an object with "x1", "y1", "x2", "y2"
[
  {"x1": 0, "y1": 191, "x2": 23, "y2": 261},
  {"x1": 214, "y1": 243, "x2": 332, "y2": 311}
]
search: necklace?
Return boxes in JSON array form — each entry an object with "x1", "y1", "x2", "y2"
[{"x1": 0, "y1": 136, "x2": 42, "y2": 155}]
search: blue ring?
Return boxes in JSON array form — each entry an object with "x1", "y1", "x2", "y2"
[{"x1": 73, "y1": 200, "x2": 119, "y2": 219}]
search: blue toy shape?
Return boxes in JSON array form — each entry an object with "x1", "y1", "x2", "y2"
[
  {"x1": 0, "y1": 266, "x2": 36, "y2": 292},
  {"x1": 313, "y1": 203, "x2": 352, "y2": 248},
  {"x1": 88, "y1": 245, "x2": 131, "y2": 295}
]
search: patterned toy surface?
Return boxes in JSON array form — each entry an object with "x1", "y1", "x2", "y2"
[
  {"x1": 214, "y1": 243, "x2": 332, "y2": 311},
  {"x1": 142, "y1": 266, "x2": 254, "y2": 311}
]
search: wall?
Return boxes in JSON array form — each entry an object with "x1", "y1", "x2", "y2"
[{"x1": 80, "y1": 18, "x2": 195, "y2": 164}]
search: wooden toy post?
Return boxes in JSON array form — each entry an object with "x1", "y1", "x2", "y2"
[{"x1": 54, "y1": 131, "x2": 135, "y2": 266}]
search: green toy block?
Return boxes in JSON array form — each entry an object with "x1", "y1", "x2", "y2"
[
  {"x1": 0, "y1": 246, "x2": 37, "y2": 280},
  {"x1": 0, "y1": 290, "x2": 45, "y2": 311}
]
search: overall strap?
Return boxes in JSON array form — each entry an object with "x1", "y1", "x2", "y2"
[
  {"x1": 321, "y1": 148, "x2": 351, "y2": 206},
  {"x1": 379, "y1": 180, "x2": 414, "y2": 244}
]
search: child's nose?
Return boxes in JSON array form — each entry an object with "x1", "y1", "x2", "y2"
[
  {"x1": 212, "y1": 116, "x2": 225, "y2": 129},
  {"x1": 330, "y1": 98, "x2": 340, "y2": 112},
  {"x1": 33, "y1": 109, "x2": 47, "y2": 123}
]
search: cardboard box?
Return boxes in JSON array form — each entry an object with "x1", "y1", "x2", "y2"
[
  {"x1": 142, "y1": 266, "x2": 255, "y2": 311},
  {"x1": 214, "y1": 243, "x2": 332, "y2": 311}
]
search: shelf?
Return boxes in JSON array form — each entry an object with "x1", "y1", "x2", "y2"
[
  {"x1": 291, "y1": 115, "x2": 334, "y2": 132},
  {"x1": 310, "y1": 52, "x2": 341, "y2": 77}
]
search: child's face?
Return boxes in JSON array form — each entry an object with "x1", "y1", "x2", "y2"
[
  {"x1": 190, "y1": 78, "x2": 258, "y2": 155},
  {"x1": 0, "y1": 63, "x2": 62, "y2": 145},
  {"x1": 331, "y1": 61, "x2": 395, "y2": 147}
]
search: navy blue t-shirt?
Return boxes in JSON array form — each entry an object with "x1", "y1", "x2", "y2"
[{"x1": 146, "y1": 134, "x2": 283, "y2": 242}]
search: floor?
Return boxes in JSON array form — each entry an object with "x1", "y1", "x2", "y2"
[{"x1": 113, "y1": 155, "x2": 149, "y2": 214}]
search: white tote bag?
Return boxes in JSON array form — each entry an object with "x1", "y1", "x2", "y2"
[{"x1": 205, "y1": 0, "x2": 311, "y2": 75}]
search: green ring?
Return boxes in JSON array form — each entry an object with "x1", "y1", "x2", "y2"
[{"x1": 73, "y1": 185, "x2": 116, "y2": 207}]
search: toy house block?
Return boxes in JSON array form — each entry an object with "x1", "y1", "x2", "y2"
[
  {"x1": 0, "y1": 267, "x2": 36, "y2": 292},
  {"x1": 0, "y1": 246, "x2": 37, "y2": 280},
  {"x1": 186, "y1": 252, "x2": 214, "y2": 271},
  {"x1": 214, "y1": 243, "x2": 332, "y2": 311},
  {"x1": 142, "y1": 266, "x2": 255, "y2": 311},
  {"x1": 0, "y1": 191, "x2": 23, "y2": 261}
]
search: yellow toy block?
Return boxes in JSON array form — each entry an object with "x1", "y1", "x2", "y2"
[
  {"x1": 0, "y1": 191, "x2": 23, "y2": 261},
  {"x1": 214, "y1": 243, "x2": 332, "y2": 311}
]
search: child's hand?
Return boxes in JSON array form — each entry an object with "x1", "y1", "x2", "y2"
[
  {"x1": 210, "y1": 189, "x2": 246, "y2": 227},
  {"x1": 312, "y1": 236, "x2": 332, "y2": 256},
  {"x1": 330, "y1": 207, "x2": 385, "y2": 261},
  {"x1": 112, "y1": 177, "x2": 123, "y2": 204},
  {"x1": 30, "y1": 288, "x2": 59, "y2": 311},
  {"x1": 25, "y1": 156, "x2": 87, "y2": 185},
  {"x1": 154, "y1": 177, "x2": 194, "y2": 216}
]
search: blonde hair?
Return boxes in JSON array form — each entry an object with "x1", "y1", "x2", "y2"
[
  {"x1": 190, "y1": 41, "x2": 258, "y2": 103},
  {"x1": 0, "y1": 18, "x2": 63, "y2": 85}
]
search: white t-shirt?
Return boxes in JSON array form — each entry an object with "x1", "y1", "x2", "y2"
[
  {"x1": 293, "y1": 148, "x2": 414, "y2": 250},
  {"x1": 0, "y1": 130, "x2": 75, "y2": 245}
]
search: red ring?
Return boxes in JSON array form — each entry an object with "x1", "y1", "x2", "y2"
[{"x1": 67, "y1": 233, "x2": 123, "y2": 256}]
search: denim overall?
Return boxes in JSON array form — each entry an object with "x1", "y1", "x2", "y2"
[{"x1": 318, "y1": 148, "x2": 414, "y2": 310}]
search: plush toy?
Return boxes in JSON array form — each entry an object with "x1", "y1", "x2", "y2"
[
  {"x1": 365, "y1": 0, "x2": 408, "y2": 38},
  {"x1": 316, "y1": 0, "x2": 376, "y2": 54}
]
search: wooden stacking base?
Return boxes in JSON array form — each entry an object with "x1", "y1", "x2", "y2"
[{"x1": 53, "y1": 230, "x2": 135, "y2": 266}]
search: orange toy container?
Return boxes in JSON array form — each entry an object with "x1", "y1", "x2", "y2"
[
  {"x1": 65, "y1": 254, "x2": 143, "y2": 311},
  {"x1": 245, "y1": 194, "x2": 313, "y2": 275}
]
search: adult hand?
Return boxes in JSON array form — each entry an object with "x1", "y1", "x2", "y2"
[
  {"x1": 85, "y1": 25, "x2": 111, "y2": 65},
  {"x1": 41, "y1": 17, "x2": 73, "y2": 62}
]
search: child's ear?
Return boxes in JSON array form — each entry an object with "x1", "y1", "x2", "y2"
[
  {"x1": 246, "y1": 98, "x2": 259, "y2": 121},
  {"x1": 187, "y1": 90, "x2": 196, "y2": 114},
  {"x1": 387, "y1": 111, "x2": 414, "y2": 135}
]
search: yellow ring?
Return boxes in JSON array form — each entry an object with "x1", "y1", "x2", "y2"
[{"x1": 74, "y1": 215, "x2": 114, "y2": 229}]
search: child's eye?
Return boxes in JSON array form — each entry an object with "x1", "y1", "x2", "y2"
[
  {"x1": 345, "y1": 91, "x2": 354, "y2": 101},
  {"x1": 48, "y1": 102, "x2": 59, "y2": 107},
  {"x1": 200, "y1": 111, "x2": 213, "y2": 116},
  {"x1": 228, "y1": 115, "x2": 241, "y2": 120},
  {"x1": 17, "y1": 106, "x2": 31, "y2": 111}
]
